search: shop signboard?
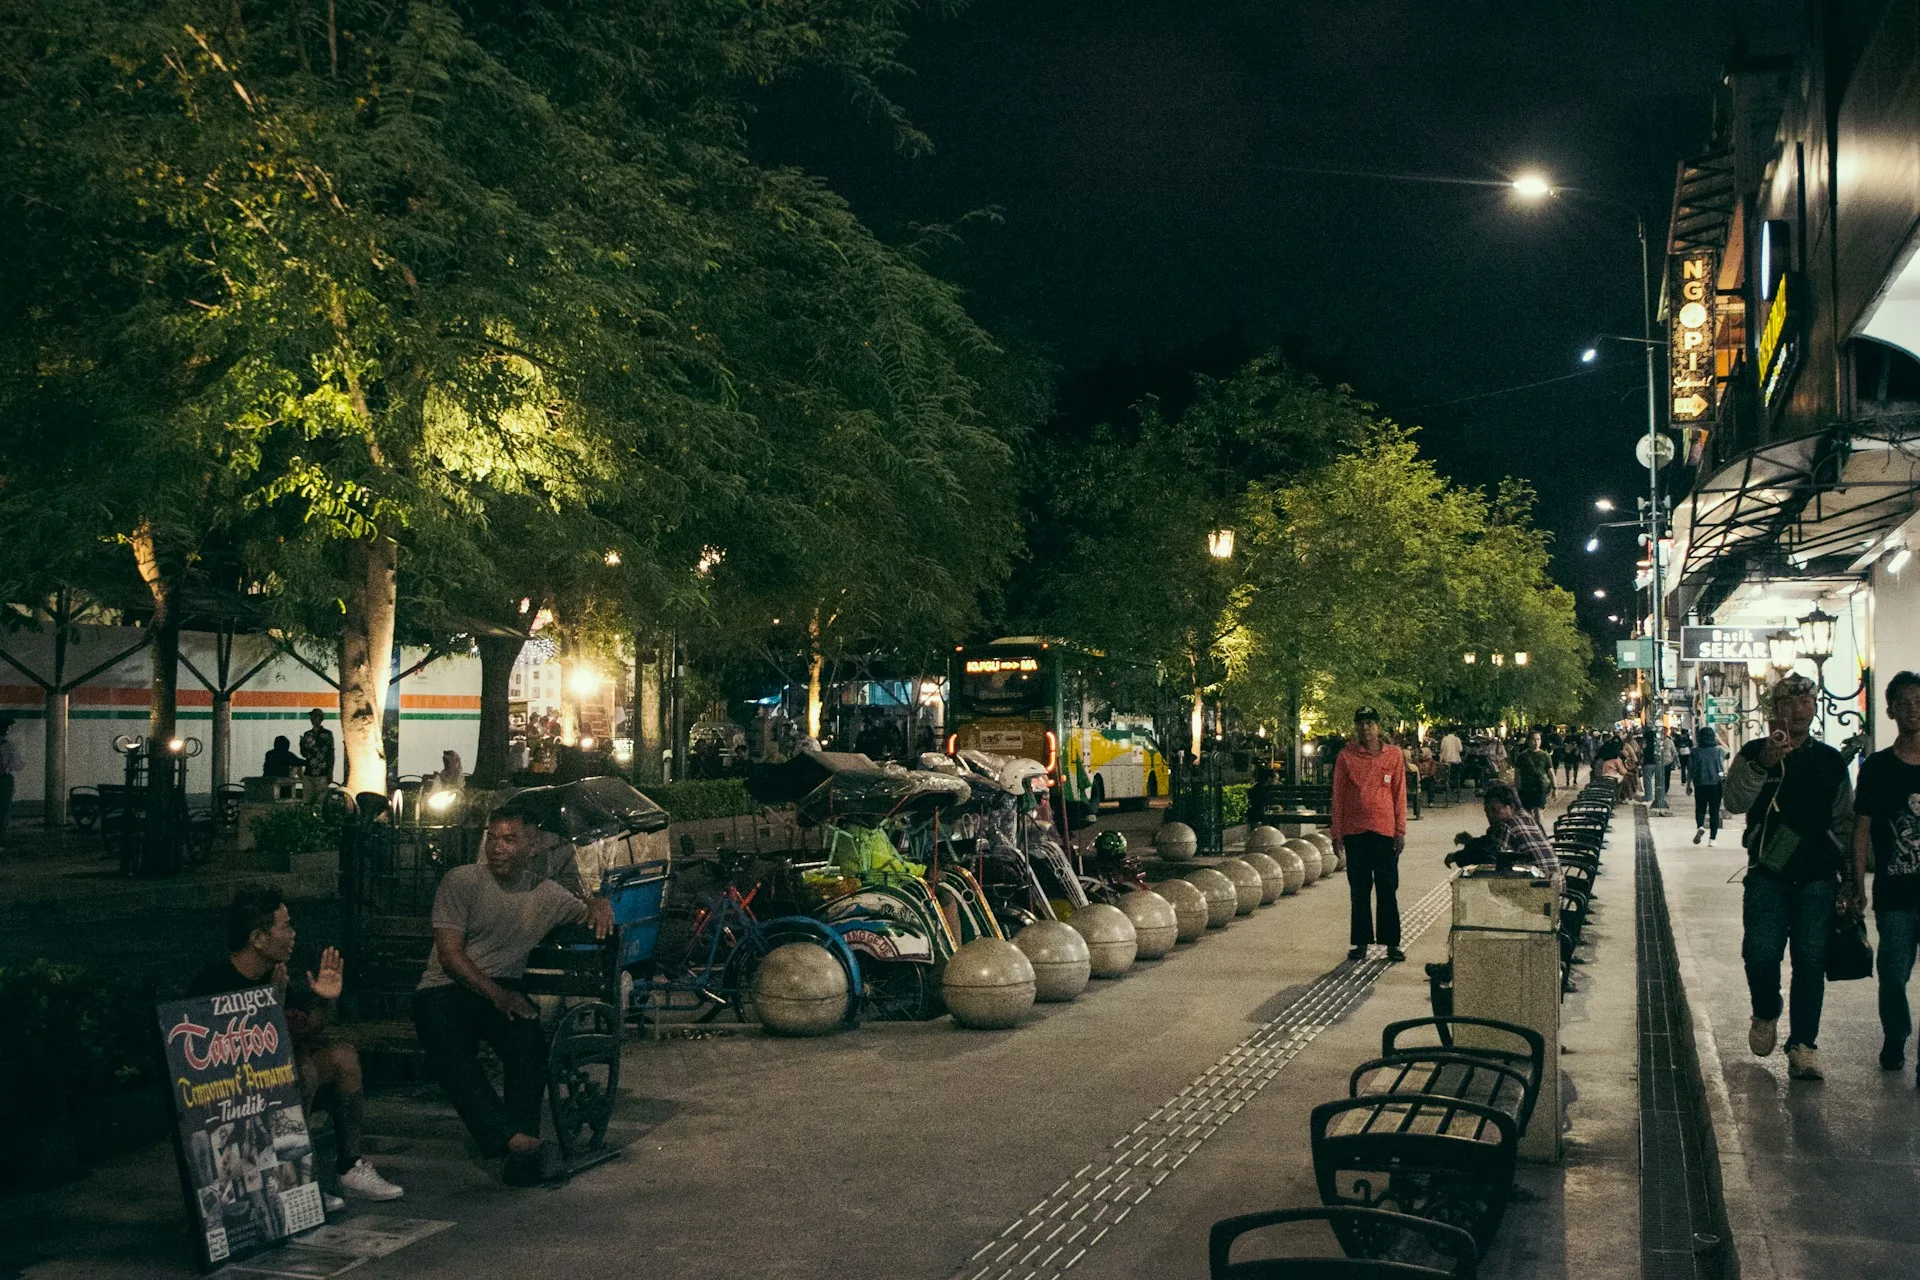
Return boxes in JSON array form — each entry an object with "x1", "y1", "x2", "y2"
[
  {"x1": 1705, "y1": 697, "x2": 1741, "y2": 726},
  {"x1": 1679, "y1": 625, "x2": 1774, "y2": 663},
  {"x1": 1670, "y1": 248, "x2": 1719, "y2": 425},
  {"x1": 157, "y1": 987, "x2": 325, "y2": 1271},
  {"x1": 1754, "y1": 220, "x2": 1801, "y2": 410},
  {"x1": 1616, "y1": 639, "x2": 1654, "y2": 670}
]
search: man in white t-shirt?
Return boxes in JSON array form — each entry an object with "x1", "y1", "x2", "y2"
[
  {"x1": 413, "y1": 805, "x2": 612, "y2": 1184},
  {"x1": 1438, "y1": 730, "x2": 1464, "y2": 801}
]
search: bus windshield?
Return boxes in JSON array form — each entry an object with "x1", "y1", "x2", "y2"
[{"x1": 957, "y1": 653, "x2": 1047, "y2": 714}]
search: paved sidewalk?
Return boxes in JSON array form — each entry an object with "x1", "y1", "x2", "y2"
[
  {"x1": 3, "y1": 793, "x2": 1638, "y2": 1280},
  {"x1": 1654, "y1": 805, "x2": 1920, "y2": 1279}
]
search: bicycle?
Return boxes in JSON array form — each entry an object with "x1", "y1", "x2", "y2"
[{"x1": 647, "y1": 848, "x2": 860, "y2": 1029}]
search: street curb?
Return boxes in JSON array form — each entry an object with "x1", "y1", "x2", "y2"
[{"x1": 1657, "y1": 836, "x2": 1775, "y2": 1280}]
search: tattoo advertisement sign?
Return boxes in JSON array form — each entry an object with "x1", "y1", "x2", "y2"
[{"x1": 156, "y1": 986, "x2": 326, "y2": 1271}]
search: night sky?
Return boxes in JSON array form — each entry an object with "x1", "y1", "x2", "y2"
[{"x1": 752, "y1": 0, "x2": 1807, "y2": 632}]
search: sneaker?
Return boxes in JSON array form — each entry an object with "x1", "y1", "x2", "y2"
[
  {"x1": 1693, "y1": 827, "x2": 1705, "y2": 845},
  {"x1": 339, "y1": 1158, "x2": 404, "y2": 1201},
  {"x1": 1786, "y1": 1045, "x2": 1824, "y2": 1080},
  {"x1": 1346, "y1": 946, "x2": 1367, "y2": 961},
  {"x1": 323, "y1": 1191, "x2": 347, "y2": 1214},
  {"x1": 1749, "y1": 1017, "x2": 1778, "y2": 1057},
  {"x1": 1882, "y1": 1038, "x2": 1906, "y2": 1071},
  {"x1": 1386, "y1": 948, "x2": 1407, "y2": 963}
]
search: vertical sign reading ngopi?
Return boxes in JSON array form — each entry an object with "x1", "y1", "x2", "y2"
[
  {"x1": 157, "y1": 986, "x2": 325, "y2": 1271},
  {"x1": 1670, "y1": 248, "x2": 1718, "y2": 425}
]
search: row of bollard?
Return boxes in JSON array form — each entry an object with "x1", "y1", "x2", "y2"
[{"x1": 941, "y1": 824, "x2": 1344, "y2": 1030}]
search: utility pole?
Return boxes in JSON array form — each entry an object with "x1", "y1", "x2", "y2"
[{"x1": 1639, "y1": 209, "x2": 1664, "y2": 722}]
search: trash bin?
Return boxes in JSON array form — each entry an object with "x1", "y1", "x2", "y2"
[{"x1": 1450, "y1": 868, "x2": 1561, "y2": 1162}]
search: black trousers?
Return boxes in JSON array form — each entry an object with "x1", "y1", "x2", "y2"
[
  {"x1": 1695, "y1": 783, "x2": 1723, "y2": 838},
  {"x1": 413, "y1": 983, "x2": 547, "y2": 1157},
  {"x1": 1345, "y1": 832, "x2": 1401, "y2": 948}
]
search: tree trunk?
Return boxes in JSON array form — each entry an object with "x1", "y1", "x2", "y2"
[
  {"x1": 128, "y1": 520, "x2": 178, "y2": 743},
  {"x1": 635, "y1": 640, "x2": 663, "y2": 784},
  {"x1": 339, "y1": 532, "x2": 397, "y2": 798},
  {"x1": 472, "y1": 634, "x2": 523, "y2": 787},
  {"x1": 807, "y1": 611, "x2": 824, "y2": 741}
]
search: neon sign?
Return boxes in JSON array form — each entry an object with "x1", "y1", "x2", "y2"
[
  {"x1": 1669, "y1": 248, "x2": 1717, "y2": 424},
  {"x1": 964, "y1": 657, "x2": 1039, "y2": 674}
]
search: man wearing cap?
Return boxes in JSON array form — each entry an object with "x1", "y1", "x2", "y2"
[
  {"x1": 1723, "y1": 674, "x2": 1856, "y2": 1080},
  {"x1": 1332, "y1": 706, "x2": 1409, "y2": 962}
]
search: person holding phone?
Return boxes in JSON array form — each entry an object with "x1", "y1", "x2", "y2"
[{"x1": 1723, "y1": 674, "x2": 1856, "y2": 1080}]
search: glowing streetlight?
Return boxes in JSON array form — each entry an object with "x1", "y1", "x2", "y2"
[
  {"x1": 1595, "y1": 498, "x2": 1615, "y2": 513},
  {"x1": 1581, "y1": 348, "x2": 1599, "y2": 363},
  {"x1": 1513, "y1": 652, "x2": 1530, "y2": 667},
  {"x1": 1207, "y1": 528, "x2": 1235, "y2": 560},
  {"x1": 1512, "y1": 173, "x2": 1553, "y2": 199},
  {"x1": 1593, "y1": 589, "x2": 1607, "y2": 599},
  {"x1": 1585, "y1": 536, "x2": 1600, "y2": 553}
]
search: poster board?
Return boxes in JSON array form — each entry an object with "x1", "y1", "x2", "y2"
[{"x1": 156, "y1": 987, "x2": 327, "y2": 1271}]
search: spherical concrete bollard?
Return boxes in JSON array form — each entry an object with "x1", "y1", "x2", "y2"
[
  {"x1": 1242, "y1": 851, "x2": 1285, "y2": 905},
  {"x1": 1286, "y1": 838, "x2": 1323, "y2": 886},
  {"x1": 943, "y1": 937, "x2": 1037, "y2": 1029},
  {"x1": 1069, "y1": 902, "x2": 1140, "y2": 978},
  {"x1": 1308, "y1": 831, "x2": 1342, "y2": 873},
  {"x1": 1275, "y1": 844, "x2": 1306, "y2": 894},
  {"x1": 1246, "y1": 825, "x2": 1289, "y2": 856},
  {"x1": 1155, "y1": 821, "x2": 1199, "y2": 862},
  {"x1": 751, "y1": 943, "x2": 850, "y2": 1037},
  {"x1": 1183, "y1": 867, "x2": 1238, "y2": 928},
  {"x1": 1217, "y1": 858, "x2": 1264, "y2": 915},
  {"x1": 1120, "y1": 889, "x2": 1180, "y2": 959},
  {"x1": 1158, "y1": 877, "x2": 1210, "y2": 942},
  {"x1": 1013, "y1": 919, "x2": 1091, "y2": 1002}
]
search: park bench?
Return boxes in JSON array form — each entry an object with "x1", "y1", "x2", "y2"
[
  {"x1": 1252, "y1": 784, "x2": 1335, "y2": 828},
  {"x1": 1309, "y1": 1014, "x2": 1543, "y2": 1255},
  {"x1": 1208, "y1": 1205, "x2": 1479, "y2": 1278}
]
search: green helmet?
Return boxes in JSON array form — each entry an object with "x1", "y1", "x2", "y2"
[{"x1": 1094, "y1": 830, "x2": 1129, "y2": 858}]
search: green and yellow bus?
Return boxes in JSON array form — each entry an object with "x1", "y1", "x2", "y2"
[{"x1": 947, "y1": 638, "x2": 1170, "y2": 816}]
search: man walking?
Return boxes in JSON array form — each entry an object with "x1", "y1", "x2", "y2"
[
  {"x1": 1438, "y1": 727, "x2": 1463, "y2": 802},
  {"x1": 1692, "y1": 727, "x2": 1726, "y2": 845},
  {"x1": 1724, "y1": 675, "x2": 1855, "y2": 1080},
  {"x1": 1332, "y1": 707, "x2": 1408, "y2": 962},
  {"x1": 300, "y1": 709, "x2": 335, "y2": 785},
  {"x1": 1852, "y1": 671, "x2": 1920, "y2": 1073}
]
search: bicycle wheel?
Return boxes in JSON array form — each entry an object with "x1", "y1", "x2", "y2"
[
  {"x1": 719, "y1": 931, "x2": 772, "y2": 1024},
  {"x1": 860, "y1": 958, "x2": 941, "y2": 1022}
]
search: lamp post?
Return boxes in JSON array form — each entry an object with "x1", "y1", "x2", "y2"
[
  {"x1": 1515, "y1": 177, "x2": 1666, "y2": 710},
  {"x1": 1795, "y1": 604, "x2": 1868, "y2": 733}
]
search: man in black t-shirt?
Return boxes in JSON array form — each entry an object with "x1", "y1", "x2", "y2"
[
  {"x1": 1852, "y1": 670, "x2": 1920, "y2": 1075},
  {"x1": 188, "y1": 889, "x2": 402, "y2": 1204}
]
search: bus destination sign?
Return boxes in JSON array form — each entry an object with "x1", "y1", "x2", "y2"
[{"x1": 963, "y1": 657, "x2": 1039, "y2": 674}]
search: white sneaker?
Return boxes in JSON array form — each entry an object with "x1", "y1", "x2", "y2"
[
  {"x1": 339, "y1": 1158, "x2": 405, "y2": 1201},
  {"x1": 1787, "y1": 1045, "x2": 1824, "y2": 1080},
  {"x1": 323, "y1": 1191, "x2": 347, "y2": 1214},
  {"x1": 1749, "y1": 1017, "x2": 1777, "y2": 1057}
]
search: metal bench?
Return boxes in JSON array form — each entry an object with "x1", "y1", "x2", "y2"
[
  {"x1": 1309, "y1": 1094, "x2": 1518, "y2": 1256},
  {"x1": 1209, "y1": 1206, "x2": 1479, "y2": 1278}
]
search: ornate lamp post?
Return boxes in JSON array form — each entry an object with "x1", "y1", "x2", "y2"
[{"x1": 1795, "y1": 604, "x2": 1866, "y2": 731}]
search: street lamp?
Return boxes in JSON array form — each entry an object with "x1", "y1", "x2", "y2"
[
  {"x1": 1463, "y1": 651, "x2": 1478, "y2": 665},
  {"x1": 1767, "y1": 629, "x2": 1797, "y2": 678},
  {"x1": 1523, "y1": 177, "x2": 1667, "y2": 711},
  {"x1": 1593, "y1": 589, "x2": 1607, "y2": 599},
  {"x1": 1513, "y1": 652, "x2": 1530, "y2": 667},
  {"x1": 1595, "y1": 498, "x2": 1615, "y2": 513},
  {"x1": 1207, "y1": 528, "x2": 1236, "y2": 560},
  {"x1": 1796, "y1": 604, "x2": 1868, "y2": 730}
]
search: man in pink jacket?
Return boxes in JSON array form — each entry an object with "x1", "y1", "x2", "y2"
[{"x1": 1331, "y1": 706, "x2": 1408, "y2": 962}]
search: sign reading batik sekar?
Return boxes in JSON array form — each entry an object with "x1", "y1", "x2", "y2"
[
  {"x1": 1670, "y1": 248, "x2": 1718, "y2": 425},
  {"x1": 1679, "y1": 625, "x2": 1773, "y2": 663},
  {"x1": 157, "y1": 986, "x2": 325, "y2": 1271}
]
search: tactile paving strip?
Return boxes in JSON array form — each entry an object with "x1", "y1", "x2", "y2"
[{"x1": 952, "y1": 877, "x2": 1455, "y2": 1280}]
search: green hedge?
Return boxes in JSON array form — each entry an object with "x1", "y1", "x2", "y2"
[
  {"x1": 1222, "y1": 783, "x2": 1251, "y2": 828},
  {"x1": 641, "y1": 778, "x2": 759, "y2": 822},
  {"x1": 249, "y1": 803, "x2": 343, "y2": 858}
]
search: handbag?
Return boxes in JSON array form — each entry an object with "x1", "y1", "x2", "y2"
[{"x1": 1826, "y1": 913, "x2": 1874, "y2": 982}]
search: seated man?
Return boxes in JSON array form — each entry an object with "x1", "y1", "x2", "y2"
[
  {"x1": 413, "y1": 803, "x2": 612, "y2": 1184},
  {"x1": 261, "y1": 736, "x2": 304, "y2": 778},
  {"x1": 189, "y1": 889, "x2": 404, "y2": 1206},
  {"x1": 1477, "y1": 782, "x2": 1560, "y2": 878}
]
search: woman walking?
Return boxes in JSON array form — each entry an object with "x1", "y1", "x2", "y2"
[{"x1": 1693, "y1": 726, "x2": 1727, "y2": 845}]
